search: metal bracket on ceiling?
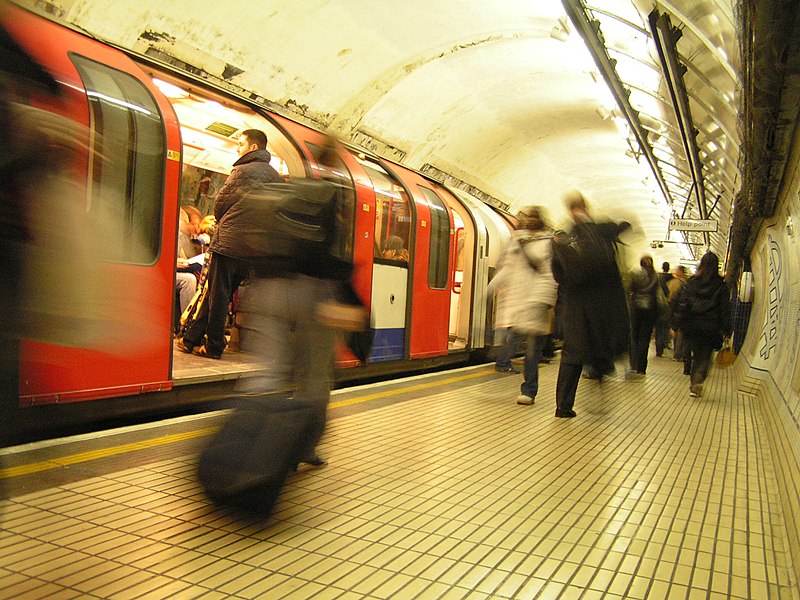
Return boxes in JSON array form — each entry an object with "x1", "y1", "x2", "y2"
[
  {"x1": 561, "y1": 0, "x2": 672, "y2": 212},
  {"x1": 648, "y1": 10, "x2": 709, "y2": 248}
]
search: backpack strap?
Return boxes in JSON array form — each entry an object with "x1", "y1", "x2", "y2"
[{"x1": 518, "y1": 238, "x2": 541, "y2": 272}]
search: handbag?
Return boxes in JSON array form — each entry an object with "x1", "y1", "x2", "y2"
[
  {"x1": 317, "y1": 280, "x2": 375, "y2": 363},
  {"x1": 715, "y1": 338, "x2": 735, "y2": 368},
  {"x1": 346, "y1": 327, "x2": 375, "y2": 363},
  {"x1": 315, "y1": 300, "x2": 368, "y2": 332},
  {"x1": 656, "y1": 286, "x2": 670, "y2": 321}
]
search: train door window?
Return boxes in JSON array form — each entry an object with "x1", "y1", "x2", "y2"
[
  {"x1": 70, "y1": 54, "x2": 165, "y2": 265},
  {"x1": 419, "y1": 186, "x2": 450, "y2": 289},
  {"x1": 358, "y1": 158, "x2": 411, "y2": 264},
  {"x1": 306, "y1": 142, "x2": 356, "y2": 262}
]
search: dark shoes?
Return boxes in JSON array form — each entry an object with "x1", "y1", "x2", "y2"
[
  {"x1": 177, "y1": 338, "x2": 222, "y2": 359},
  {"x1": 555, "y1": 409, "x2": 577, "y2": 418},
  {"x1": 193, "y1": 345, "x2": 222, "y2": 360},
  {"x1": 495, "y1": 366, "x2": 521, "y2": 374},
  {"x1": 294, "y1": 456, "x2": 327, "y2": 471}
]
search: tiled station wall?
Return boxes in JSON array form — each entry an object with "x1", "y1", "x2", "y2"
[{"x1": 737, "y1": 130, "x2": 800, "y2": 589}]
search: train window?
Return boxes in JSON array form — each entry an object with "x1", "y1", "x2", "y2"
[
  {"x1": 70, "y1": 54, "x2": 165, "y2": 265},
  {"x1": 419, "y1": 186, "x2": 450, "y2": 289},
  {"x1": 358, "y1": 159, "x2": 411, "y2": 264},
  {"x1": 305, "y1": 142, "x2": 356, "y2": 262}
]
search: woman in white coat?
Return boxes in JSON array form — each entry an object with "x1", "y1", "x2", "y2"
[{"x1": 494, "y1": 206, "x2": 559, "y2": 405}]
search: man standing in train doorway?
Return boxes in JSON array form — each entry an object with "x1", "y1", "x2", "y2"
[{"x1": 178, "y1": 129, "x2": 284, "y2": 359}]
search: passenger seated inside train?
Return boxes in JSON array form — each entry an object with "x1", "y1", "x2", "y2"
[
  {"x1": 198, "y1": 215, "x2": 216, "y2": 243},
  {"x1": 381, "y1": 235, "x2": 409, "y2": 262},
  {"x1": 179, "y1": 205, "x2": 214, "y2": 257},
  {"x1": 175, "y1": 216, "x2": 199, "y2": 332}
]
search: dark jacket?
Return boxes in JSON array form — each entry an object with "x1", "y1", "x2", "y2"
[
  {"x1": 552, "y1": 220, "x2": 630, "y2": 368},
  {"x1": 211, "y1": 149, "x2": 284, "y2": 258},
  {"x1": 657, "y1": 272, "x2": 672, "y2": 296},
  {"x1": 672, "y1": 274, "x2": 732, "y2": 348},
  {"x1": 629, "y1": 269, "x2": 659, "y2": 312}
]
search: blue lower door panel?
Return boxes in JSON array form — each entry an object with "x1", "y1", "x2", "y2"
[{"x1": 369, "y1": 328, "x2": 405, "y2": 362}]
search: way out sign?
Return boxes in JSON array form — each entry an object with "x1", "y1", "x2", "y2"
[{"x1": 669, "y1": 218, "x2": 718, "y2": 232}]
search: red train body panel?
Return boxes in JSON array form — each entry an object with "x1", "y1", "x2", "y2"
[{"x1": 7, "y1": 5, "x2": 183, "y2": 406}]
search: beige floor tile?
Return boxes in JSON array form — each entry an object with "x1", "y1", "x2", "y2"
[{"x1": 1, "y1": 360, "x2": 798, "y2": 600}]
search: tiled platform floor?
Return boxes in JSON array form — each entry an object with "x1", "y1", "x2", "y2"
[{"x1": 1, "y1": 353, "x2": 799, "y2": 599}]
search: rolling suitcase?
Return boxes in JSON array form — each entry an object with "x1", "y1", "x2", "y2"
[{"x1": 198, "y1": 394, "x2": 316, "y2": 515}]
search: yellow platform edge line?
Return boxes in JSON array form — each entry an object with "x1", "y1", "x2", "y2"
[
  {"x1": 0, "y1": 367, "x2": 495, "y2": 480},
  {"x1": 0, "y1": 428, "x2": 219, "y2": 479}
]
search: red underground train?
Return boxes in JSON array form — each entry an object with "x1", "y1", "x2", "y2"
[{"x1": 3, "y1": 4, "x2": 516, "y2": 431}]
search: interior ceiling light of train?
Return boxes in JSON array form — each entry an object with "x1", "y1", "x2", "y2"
[{"x1": 26, "y1": 0, "x2": 746, "y2": 266}]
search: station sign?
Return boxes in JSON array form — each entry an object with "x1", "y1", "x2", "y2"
[{"x1": 668, "y1": 218, "x2": 718, "y2": 232}]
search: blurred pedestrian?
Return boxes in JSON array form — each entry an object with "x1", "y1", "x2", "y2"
[
  {"x1": 551, "y1": 191, "x2": 630, "y2": 418},
  {"x1": 667, "y1": 265, "x2": 689, "y2": 365},
  {"x1": 493, "y1": 206, "x2": 558, "y2": 404},
  {"x1": 655, "y1": 261, "x2": 673, "y2": 356},
  {"x1": 238, "y1": 137, "x2": 360, "y2": 468},
  {"x1": 671, "y1": 252, "x2": 731, "y2": 397},
  {"x1": 627, "y1": 255, "x2": 660, "y2": 376},
  {"x1": 1, "y1": 20, "x2": 88, "y2": 445},
  {"x1": 487, "y1": 266, "x2": 522, "y2": 374}
]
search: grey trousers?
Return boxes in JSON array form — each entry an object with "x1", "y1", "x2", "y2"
[{"x1": 238, "y1": 275, "x2": 338, "y2": 458}]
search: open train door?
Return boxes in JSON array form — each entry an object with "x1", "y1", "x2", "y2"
[
  {"x1": 435, "y1": 187, "x2": 487, "y2": 350},
  {"x1": 447, "y1": 188, "x2": 515, "y2": 349}
]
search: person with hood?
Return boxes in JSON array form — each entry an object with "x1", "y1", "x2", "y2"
[
  {"x1": 671, "y1": 252, "x2": 731, "y2": 397},
  {"x1": 492, "y1": 206, "x2": 558, "y2": 404},
  {"x1": 627, "y1": 255, "x2": 661, "y2": 376},
  {"x1": 178, "y1": 129, "x2": 284, "y2": 359}
]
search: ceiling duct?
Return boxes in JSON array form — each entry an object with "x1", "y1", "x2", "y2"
[
  {"x1": 728, "y1": 0, "x2": 800, "y2": 279},
  {"x1": 648, "y1": 11, "x2": 709, "y2": 247},
  {"x1": 562, "y1": 0, "x2": 672, "y2": 211}
]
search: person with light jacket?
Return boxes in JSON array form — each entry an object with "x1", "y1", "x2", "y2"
[{"x1": 492, "y1": 206, "x2": 558, "y2": 405}]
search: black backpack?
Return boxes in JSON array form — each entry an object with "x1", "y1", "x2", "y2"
[
  {"x1": 237, "y1": 178, "x2": 342, "y2": 263},
  {"x1": 552, "y1": 223, "x2": 618, "y2": 287}
]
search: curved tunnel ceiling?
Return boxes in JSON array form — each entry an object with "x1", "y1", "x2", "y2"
[{"x1": 39, "y1": 0, "x2": 741, "y2": 266}]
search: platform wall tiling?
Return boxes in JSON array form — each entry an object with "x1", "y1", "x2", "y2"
[{"x1": 739, "y1": 122, "x2": 800, "y2": 590}]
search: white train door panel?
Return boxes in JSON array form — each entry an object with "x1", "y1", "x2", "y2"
[{"x1": 369, "y1": 263, "x2": 408, "y2": 361}]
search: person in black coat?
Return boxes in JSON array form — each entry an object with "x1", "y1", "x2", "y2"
[
  {"x1": 627, "y1": 255, "x2": 660, "y2": 375},
  {"x1": 655, "y1": 261, "x2": 673, "y2": 356},
  {"x1": 671, "y1": 252, "x2": 732, "y2": 397},
  {"x1": 551, "y1": 191, "x2": 631, "y2": 418}
]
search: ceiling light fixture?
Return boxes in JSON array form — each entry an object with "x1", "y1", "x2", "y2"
[
  {"x1": 550, "y1": 25, "x2": 569, "y2": 42},
  {"x1": 596, "y1": 106, "x2": 612, "y2": 120}
]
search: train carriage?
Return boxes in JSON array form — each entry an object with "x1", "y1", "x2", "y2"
[{"x1": 3, "y1": 4, "x2": 514, "y2": 419}]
